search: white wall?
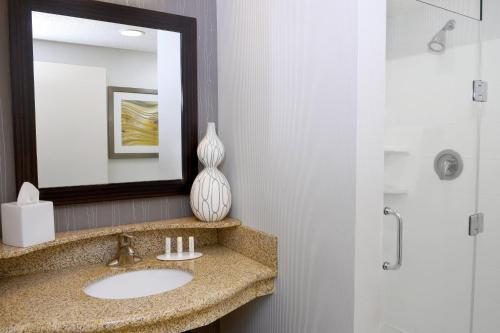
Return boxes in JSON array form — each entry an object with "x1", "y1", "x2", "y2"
[
  {"x1": 387, "y1": 0, "x2": 500, "y2": 60},
  {"x1": 387, "y1": 1, "x2": 481, "y2": 59},
  {"x1": 217, "y1": 1, "x2": 385, "y2": 332},
  {"x1": 355, "y1": 0, "x2": 386, "y2": 332},
  {"x1": 33, "y1": 40, "x2": 161, "y2": 183},
  {"x1": 33, "y1": 40, "x2": 157, "y2": 89},
  {"x1": 34, "y1": 61, "x2": 108, "y2": 188}
]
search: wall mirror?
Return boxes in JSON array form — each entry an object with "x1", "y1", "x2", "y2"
[
  {"x1": 9, "y1": 0, "x2": 198, "y2": 205},
  {"x1": 416, "y1": 0, "x2": 482, "y2": 20}
]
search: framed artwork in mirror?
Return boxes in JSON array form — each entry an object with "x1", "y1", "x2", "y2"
[
  {"x1": 8, "y1": 0, "x2": 198, "y2": 205},
  {"x1": 108, "y1": 86, "x2": 159, "y2": 159}
]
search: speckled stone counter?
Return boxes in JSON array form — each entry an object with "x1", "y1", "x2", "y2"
[{"x1": 0, "y1": 218, "x2": 277, "y2": 333}]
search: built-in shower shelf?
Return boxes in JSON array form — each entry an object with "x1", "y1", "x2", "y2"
[
  {"x1": 384, "y1": 147, "x2": 409, "y2": 156},
  {"x1": 384, "y1": 185, "x2": 408, "y2": 195}
]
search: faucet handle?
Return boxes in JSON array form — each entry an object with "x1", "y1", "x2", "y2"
[
  {"x1": 107, "y1": 233, "x2": 142, "y2": 267},
  {"x1": 118, "y1": 233, "x2": 135, "y2": 247}
]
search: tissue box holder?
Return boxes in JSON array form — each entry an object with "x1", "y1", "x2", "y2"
[{"x1": 1, "y1": 201, "x2": 55, "y2": 247}]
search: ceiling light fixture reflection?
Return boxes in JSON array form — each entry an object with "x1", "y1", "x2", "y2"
[{"x1": 120, "y1": 29, "x2": 145, "y2": 37}]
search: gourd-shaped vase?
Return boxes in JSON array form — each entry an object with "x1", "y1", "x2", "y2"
[{"x1": 190, "y1": 123, "x2": 232, "y2": 222}]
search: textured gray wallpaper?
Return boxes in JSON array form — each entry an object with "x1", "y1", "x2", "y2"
[
  {"x1": 0, "y1": 0, "x2": 16, "y2": 219},
  {"x1": 0, "y1": 0, "x2": 217, "y2": 232},
  {"x1": 217, "y1": 0, "x2": 359, "y2": 332}
]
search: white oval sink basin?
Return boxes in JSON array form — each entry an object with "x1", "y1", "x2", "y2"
[{"x1": 84, "y1": 269, "x2": 193, "y2": 300}]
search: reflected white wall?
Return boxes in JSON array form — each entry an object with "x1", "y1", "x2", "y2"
[
  {"x1": 33, "y1": 32, "x2": 183, "y2": 184},
  {"x1": 157, "y1": 31, "x2": 182, "y2": 181},
  {"x1": 33, "y1": 40, "x2": 161, "y2": 183},
  {"x1": 34, "y1": 62, "x2": 108, "y2": 187}
]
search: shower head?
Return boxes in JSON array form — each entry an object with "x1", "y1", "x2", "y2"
[{"x1": 428, "y1": 20, "x2": 456, "y2": 53}]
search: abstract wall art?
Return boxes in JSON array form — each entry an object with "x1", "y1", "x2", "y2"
[{"x1": 107, "y1": 86, "x2": 159, "y2": 158}]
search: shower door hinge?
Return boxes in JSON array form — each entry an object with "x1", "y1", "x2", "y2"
[
  {"x1": 469, "y1": 213, "x2": 484, "y2": 236},
  {"x1": 473, "y1": 80, "x2": 488, "y2": 102}
]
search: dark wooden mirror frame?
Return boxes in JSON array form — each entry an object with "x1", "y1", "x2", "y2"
[{"x1": 8, "y1": 0, "x2": 198, "y2": 205}]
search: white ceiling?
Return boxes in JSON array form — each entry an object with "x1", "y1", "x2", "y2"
[{"x1": 32, "y1": 11, "x2": 158, "y2": 53}]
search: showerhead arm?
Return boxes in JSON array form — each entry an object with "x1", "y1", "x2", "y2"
[{"x1": 442, "y1": 19, "x2": 456, "y2": 32}]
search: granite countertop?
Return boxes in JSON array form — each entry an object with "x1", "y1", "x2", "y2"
[{"x1": 0, "y1": 245, "x2": 276, "y2": 333}]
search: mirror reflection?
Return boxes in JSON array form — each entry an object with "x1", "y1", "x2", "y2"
[{"x1": 32, "y1": 11, "x2": 182, "y2": 188}]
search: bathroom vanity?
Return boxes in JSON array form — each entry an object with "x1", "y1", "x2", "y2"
[
  {"x1": 0, "y1": 218, "x2": 277, "y2": 332},
  {"x1": 2, "y1": 1, "x2": 278, "y2": 331}
]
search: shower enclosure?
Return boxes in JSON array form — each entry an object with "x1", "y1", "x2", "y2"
[{"x1": 384, "y1": 1, "x2": 499, "y2": 332}]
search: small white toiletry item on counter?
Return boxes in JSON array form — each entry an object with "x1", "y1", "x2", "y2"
[
  {"x1": 189, "y1": 236, "x2": 194, "y2": 254},
  {"x1": 156, "y1": 236, "x2": 203, "y2": 261},
  {"x1": 177, "y1": 236, "x2": 183, "y2": 253},
  {"x1": 1, "y1": 182, "x2": 55, "y2": 247},
  {"x1": 165, "y1": 237, "x2": 171, "y2": 256}
]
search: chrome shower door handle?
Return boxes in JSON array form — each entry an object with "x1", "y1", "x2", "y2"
[{"x1": 383, "y1": 207, "x2": 403, "y2": 271}]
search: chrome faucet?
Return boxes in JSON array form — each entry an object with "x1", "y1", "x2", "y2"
[{"x1": 107, "y1": 233, "x2": 142, "y2": 267}]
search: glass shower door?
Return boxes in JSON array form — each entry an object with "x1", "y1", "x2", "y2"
[
  {"x1": 384, "y1": 1, "x2": 482, "y2": 332},
  {"x1": 474, "y1": 1, "x2": 500, "y2": 331}
]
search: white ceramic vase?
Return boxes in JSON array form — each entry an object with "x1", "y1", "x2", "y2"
[{"x1": 190, "y1": 123, "x2": 232, "y2": 222}]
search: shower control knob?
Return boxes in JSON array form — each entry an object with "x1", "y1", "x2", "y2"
[{"x1": 434, "y1": 149, "x2": 463, "y2": 180}]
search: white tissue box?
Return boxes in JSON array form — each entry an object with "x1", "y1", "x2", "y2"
[{"x1": 1, "y1": 201, "x2": 55, "y2": 247}]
